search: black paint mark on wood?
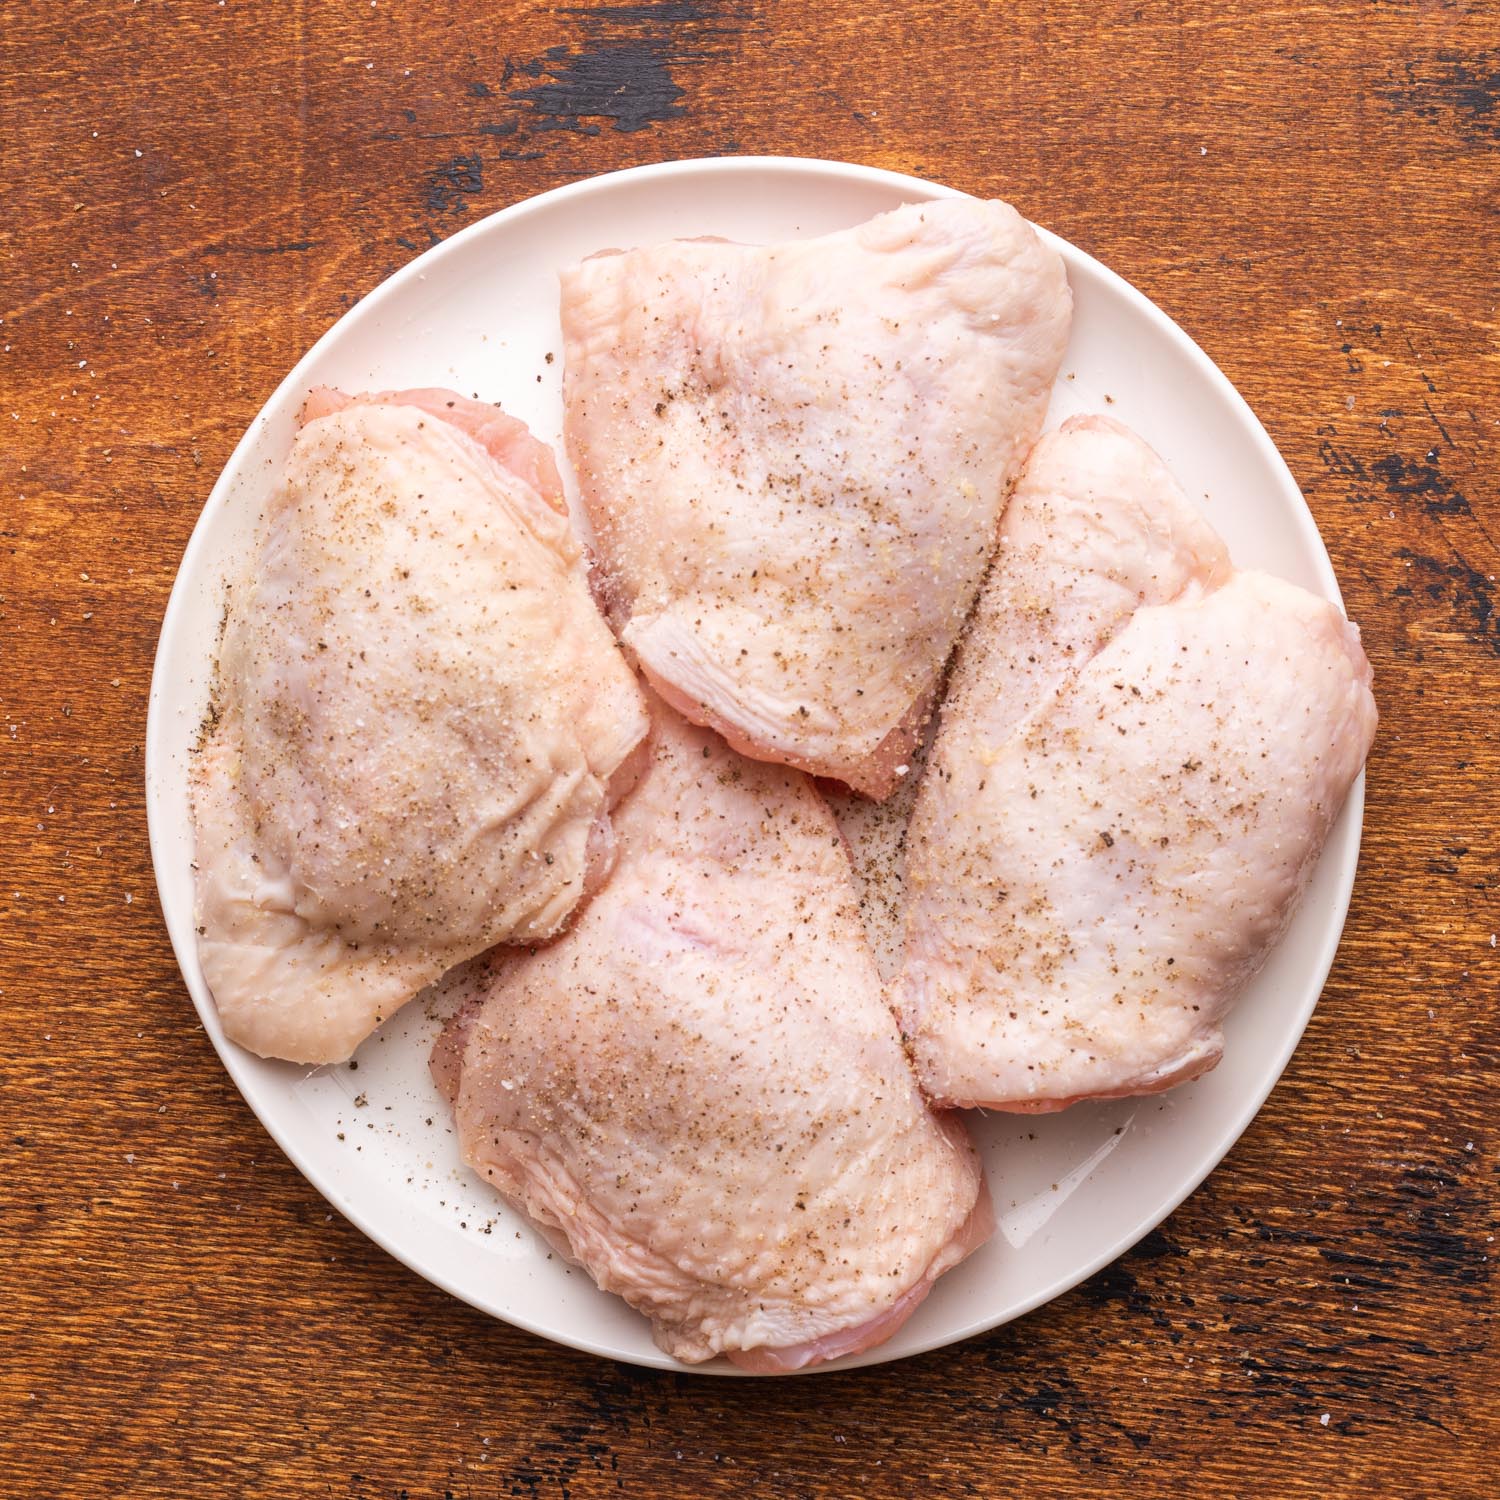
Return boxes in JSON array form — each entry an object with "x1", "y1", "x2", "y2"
[
  {"x1": 1395, "y1": 549, "x2": 1497, "y2": 655},
  {"x1": 508, "y1": 1, "x2": 749, "y2": 136},
  {"x1": 395, "y1": 2, "x2": 748, "y2": 229},
  {"x1": 1233, "y1": 1148, "x2": 1491, "y2": 1436},
  {"x1": 499, "y1": 1362, "x2": 676, "y2": 1494},
  {"x1": 424, "y1": 154, "x2": 485, "y2": 215},
  {"x1": 1076, "y1": 1227, "x2": 1184, "y2": 1326},
  {"x1": 1370, "y1": 452, "x2": 1471, "y2": 517},
  {"x1": 974, "y1": 1365, "x2": 1155, "y2": 1458},
  {"x1": 510, "y1": 41, "x2": 683, "y2": 135},
  {"x1": 1380, "y1": 52, "x2": 1500, "y2": 143},
  {"x1": 201, "y1": 240, "x2": 314, "y2": 256},
  {"x1": 1314, "y1": 412, "x2": 1474, "y2": 520},
  {"x1": 1353, "y1": 1158, "x2": 1491, "y2": 1293}
]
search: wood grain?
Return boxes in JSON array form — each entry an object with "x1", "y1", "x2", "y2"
[{"x1": 2, "y1": 1, "x2": 1496, "y2": 1495}]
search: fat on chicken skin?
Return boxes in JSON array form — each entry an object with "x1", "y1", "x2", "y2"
[
  {"x1": 560, "y1": 198, "x2": 1071, "y2": 798},
  {"x1": 191, "y1": 388, "x2": 649, "y2": 1065},
  {"x1": 434, "y1": 703, "x2": 989, "y2": 1370},
  {"x1": 898, "y1": 416, "x2": 1377, "y2": 1110}
]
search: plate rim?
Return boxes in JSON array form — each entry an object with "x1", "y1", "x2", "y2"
[{"x1": 145, "y1": 153, "x2": 1366, "y2": 1375}]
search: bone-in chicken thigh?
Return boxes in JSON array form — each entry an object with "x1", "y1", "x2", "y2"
[
  {"x1": 436, "y1": 703, "x2": 989, "y2": 1370},
  {"x1": 561, "y1": 198, "x2": 1071, "y2": 797},
  {"x1": 192, "y1": 388, "x2": 649, "y2": 1064},
  {"x1": 899, "y1": 417, "x2": 1377, "y2": 1110}
]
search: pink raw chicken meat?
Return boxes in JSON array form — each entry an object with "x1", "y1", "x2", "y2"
[
  {"x1": 191, "y1": 387, "x2": 649, "y2": 1065},
  {"x1": 434, "y1": 702, "x2": 989, "y2": 1370},
  {"x1": 561, "y1": 198, "x2": 1071, "y2": 798},
  {"x1": 898, "y1": 416, "x2": 1377, "y2": 1110}
]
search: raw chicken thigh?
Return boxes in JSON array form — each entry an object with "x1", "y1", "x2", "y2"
[
  {"x1": 899, "y1": 416, "x2": 1377, "y2": 1110},
  {"x1": 435, "y1": 703, "x2": 989, "y2": 1369},
  {"x1": 561, "y1": 198, "x2": 1071, "y2": 797},
  {"x1": 934, "y1": 415, "x2": 1234, "y2": 748},
  {"x1": 192, "y1": 388, "x2": 649, "y2": 1065}
]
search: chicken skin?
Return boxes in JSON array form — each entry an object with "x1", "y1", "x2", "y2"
[
  {"x1": 191, "y1": 388, "x2": 649, "y2": 1064},
  {"x1": 560, "y1": 198, "x2": 1071, "y2": 797},
  {"x1": 898, "y1": 417, "x2": 1377, "y2": 1109},
  {"x1": 435, "y1": 703, "x2": 989, "y2": 1370}
]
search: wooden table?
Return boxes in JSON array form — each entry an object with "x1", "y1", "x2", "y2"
[{"x1": 4, "y1": 2, "x2": 1496, "y2": 1495}]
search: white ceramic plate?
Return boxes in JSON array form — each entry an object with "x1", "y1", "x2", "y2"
[{"x1": 146, "y1": 156, "x2": 1364, "y2": 1374}]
